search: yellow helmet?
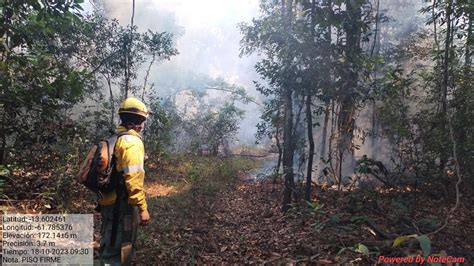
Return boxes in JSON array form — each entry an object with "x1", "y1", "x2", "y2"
[{"x1": 118, "y1": 97, "x2": 150, "y2": 119}]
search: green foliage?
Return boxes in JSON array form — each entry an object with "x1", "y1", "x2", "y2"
[
  {"x1": 255, "y1": 97, "x2": 283, "y2": 144},
  {"x1": 354, "y1": 243, "x2": 370, "y2": 256},
  {"x1": 86, "y1": 13, "x2": 178, "y2": 97},
  {"x1": 141, "y1": 72, "x2": 250, "y2": 156},
  {"x1": 374, "y1": 0, "x2": 474, "y2": 186},
  {"x1": 416, "y1": 235, "x2": 431, "y2": 257},
  {"x1": 208, "y1": 103, "x2": 245, "y2": 152},
  {"x1": 144, "y1": 96, "x2": 180, "y2": 155},
  {"x1": 306, "y1": 201, "x2": 324, "y2": 212},
  {"x1": 0, "y1": 0, "x2": 179, "y2": 166},
  {"x1": 0, "y1": 0, "x2": 95, "y2": 164},
  {"x1": 139, "y1": 156, "x2": 258, "y2": 263},
  {"x1": 241, "y1": 0, "x2": 379, "y2": 192},
  {"x1": 337, "y1": 243, "x2": 371, "y2": 257},
  {"x1": 392, "y1": 234, "x2": 432, "y2": 257},
  {"x1": 187, "y1": 163, "x2": 202, "y2": 182},
  {"x1": 375, "y1": 66, "x2": 415, "y2": 141},
  {"x1": 0, "y1": 165, "x2": 10, "y2": 177},
  {"x1": 392, "y1": 234, "x2": 418, "y2": 247},
  {"x1": 173, "y1": 88, "x2": 245, "y2": 155}
]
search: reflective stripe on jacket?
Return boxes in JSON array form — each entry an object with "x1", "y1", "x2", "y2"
[{"x1": 98, "y1": 126, "x2": 147, "y2": 212}]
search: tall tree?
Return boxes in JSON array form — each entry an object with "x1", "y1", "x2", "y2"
[
  {"x1": 333, "y1": 0, "x2": 365, "y2": 187},
  {"x1": 439, "y1": 0, "x2": 453, "y2": 172},
  {"x1": 303, "y1": 0, "x2": 317, "y2": 202},
  {"x1": 281, "y1": 0, "x2": 296, "y2": 211},
  {"x1": 241, "y1": 0, "x2": 300, "y2": 211}
]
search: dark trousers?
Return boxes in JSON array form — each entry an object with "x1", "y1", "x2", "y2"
[{"x1": 99, "y1": 198, "x2": 138, "y2": 266}]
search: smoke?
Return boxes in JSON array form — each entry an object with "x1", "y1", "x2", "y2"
[
  {"x1": 83, "y1": 0, "x2": 263, "y2": 145},
  {"x1": 80, "y1": 0, "x2": 430, "y2": 156},
  {"x1": 78, "y1": 0, "x2": 440, "y2": 181}
]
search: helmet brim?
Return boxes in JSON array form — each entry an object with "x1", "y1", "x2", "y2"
[{"x1": 119, "y1": 108, "x2": 150, "y2": 119}]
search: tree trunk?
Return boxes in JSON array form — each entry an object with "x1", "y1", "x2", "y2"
[
  {"x1": 441, "y1": 0, "x2": 452, "y2": 117},
  {"x1": 142, "y1": 55, "x2": 156, "y2": 101},
  {"x1": 282, "y1": 87, "x2": 295, "y2": 212},
  {"x1": 466, "y1": 9, "x2": 472, "y2": 70},
  {"x1": 212, "y1": 145, "x2": 219, "y2": 156},
  {"x1": 105, "y1": 72, "x2": 115, "y2": 129},
  {"x1": 124, "y1": 0, "x2": 136, "y2": 98},
  {"x1": 461, "y1": 8, "x2": 472, "y2": 138},
  {"x1": 335, "y1": 0, "x2": 361, "y2": 186},
  {"x1": 316, "y1": 0, "x2": 332, "y2": 184},
  {"x1": 282, "y1": 0, "x2": 295, "y2": 212},
  {"x1": 456, "y1": 4, "x2": 472, "y2": 179},
  {"x1": 439, "y1": 0, "x2": 452, "y2": 173},
  {"x1": 317, "y1": 103, "x2": 330, "y2": 182},
  {"x1": 0, "y1": 110, "x2": 6, "y2": 165},
  {"x1": 304, "y1": 0, "x2": 317, "y2": 202},
  {"x1": 0, "y1": 2, "x2": 12, "y2": 165},
  {"x1": 305, "y1": 94, "x2": 315, "y2": 201},
  {"x1": 276, "y1": 111, "x2": 283, "y2": 174},
  {"x1": 329, "y1": 101, "x2": 338, "y2": 183}
]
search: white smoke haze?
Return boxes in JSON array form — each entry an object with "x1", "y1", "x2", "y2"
[
  {"x1": 84, "y1": 0, "x2": 263, "y2": 145},
  {"x1": 80, "y1": 1, "x2": 435, "y2": 181}
]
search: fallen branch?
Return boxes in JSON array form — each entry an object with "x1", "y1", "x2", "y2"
[{"x1": 364, "y1": 220, "x2": 394, "y2": 239}]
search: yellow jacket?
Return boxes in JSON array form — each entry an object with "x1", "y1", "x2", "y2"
[{"x1": 98, "y1": 126, "x2": 147, "y2": 212}]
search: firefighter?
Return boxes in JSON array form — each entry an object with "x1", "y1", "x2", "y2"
[{"x1": 99, "y1": 97, "x2": 150, "y2": 265}]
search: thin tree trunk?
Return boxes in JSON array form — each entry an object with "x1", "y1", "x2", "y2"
[
  {"x1": 318, "y1": 103, "x2": 330, "y2": 182},
  {"x1": 458, "y1": 6, "x2": 472, "y2": 150},
  {"x1": 465, "y1": 8, "x2": 472, "y2": 70},
  {"x1": 293, "y1": 95, "x2": 306, "y2": 183},
  {"x1": 124, "y1": 0, "x2": 136, "y2": 98},
  {"x1": 432, "y1": 0, "x2": 440, "y2": 52},
  {"x1": 442, "y1": 0, "x2": 452, "y2": 116},
  {"x1": 276, "y1": 109, "x2": 283, "y2": 174},
  {"x1": 0, "y1": 110, "x2": 6, "y2": 165},
  {"x1": 0, "y1": 55, "x2": 7, "y2": 165},
  {"x1": 305, "y1": 94, "x2": 315, "y2": 201},
  {"x1": 439, "y1": 0, "x2": 452, "y2": 172},
  {"x1": 282, "y1": 88, "x2": 295, "y2": 212},
  {"x1": 105, "y1": 72, "x2": 115, "y2": 129},
  {"x1": 317, "y1": 0, "x2": 332, "y2": 184},
  {"x1": 276, "y1": 134, "x2": 283, "y2": 173},
  {"x1": 370, "y1": 0, "x2": 380, "y2": 57},
  {"x1": 142, "y1": 55, "x2": 155, "y2": 101},
  {"x1": 329, "y1": 101, "x2": 338, "y2": 183},
  {"x1": 1, "y1": 2, "x2": 12, "y2": 165},
  {"x1": 293, "y1": 95, "x2": 305, "y2": 141},
  {"x1": 282, "y1": 0, "x2": 295, "y2": 212},
  {"x1": 304, "y1": 0, "x2": 317, "y2": 202}
]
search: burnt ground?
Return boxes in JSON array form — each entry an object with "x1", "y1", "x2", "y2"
[
  {"x1": 2, "y1": 155, "x2": 473, "y2": 264},
  {"x1": 132, "y1": 158, "x2": 474, "y2": 264}
]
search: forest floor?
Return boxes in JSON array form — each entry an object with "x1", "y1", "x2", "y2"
[
  {"x1": 134, "y1": 155, "x2": 474, "y2": 264},
  {"x1": 1, "y1": 154, "x2": 473, "y2": 264}
]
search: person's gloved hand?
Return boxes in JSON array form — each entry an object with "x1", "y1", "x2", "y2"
[{"x1": 139, "y1": 209, "x2": 150, "y2": 226}]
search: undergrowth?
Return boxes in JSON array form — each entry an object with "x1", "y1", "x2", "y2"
[{"x1": 135, "y1": 155, "x2": 260, "y2": 263}]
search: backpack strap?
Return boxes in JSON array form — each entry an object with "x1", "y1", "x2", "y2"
[
  {"x1": 108, "y1": 131, "x2": 133, "y2": 247},
  {"x1": 104, "y1": 131, "x2": 132, "y2": 175},
  {"x1": 105, "y1": 135, "x2": 119, "y2": 175}
]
